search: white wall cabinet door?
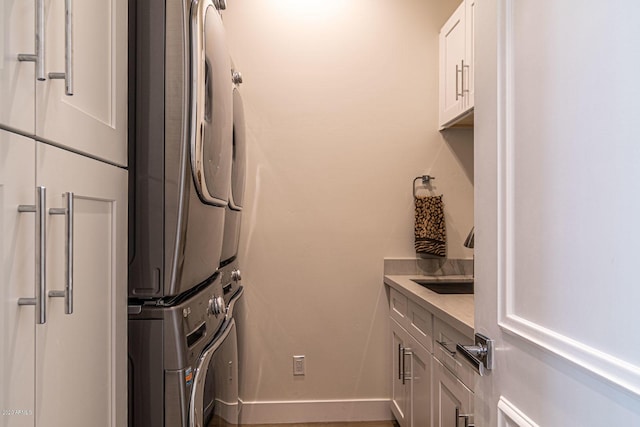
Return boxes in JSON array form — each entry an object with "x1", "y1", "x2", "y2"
[
  {"x1": 0, "y1": 0, "x2": 36, "y2": 133},
  {"x1": 35, "y1": 0, "x2": 127, "y2": 166},
  {"x1": 432, "y1": 358, "x2": 473, "y2": 427},
  {"x1": 439, "y1": 2, "x2": 466, "y2": 127},
  {"x1": 0, "y1": 130, "x2": 36, "y2": 426},
  {"x1": 439, "y1": 0, "x2": 474, "y2": 129},
  {"x1": 34, "y1": 143, "x2": 127, "y2": 427},
  {"x1": 464, "y1": 0, "x2": 475, "y2": 108}
]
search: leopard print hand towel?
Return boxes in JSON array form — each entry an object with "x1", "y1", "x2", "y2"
[{"x1": 414, "y1": 195, "x2": 446, "y2": 257}]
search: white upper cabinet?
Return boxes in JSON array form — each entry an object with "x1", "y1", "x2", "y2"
[
  {"x1": 36, "y1": 0, "x2": 128, "y2": 166},
  {"x1": 439, "y1": 0, "x2": 475, "y2": 129},
  {"x1": 0, "y1": 0, "x2": 36, "y2": 134},
  {"x1": 1, "y1": 0, "x2": 127, "y2": 166}
]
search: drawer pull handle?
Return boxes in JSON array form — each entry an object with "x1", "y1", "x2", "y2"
[
  {"x1": 48, "y1": 192, "x2": 74, "y2": 314},
  {"x1": 398, "y1": 344, "x2": 403, "y2": 380},
  {"x1": 402, "y1": 348, "x2": 412, "y2": 385}
]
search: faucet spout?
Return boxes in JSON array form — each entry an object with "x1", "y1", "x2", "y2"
[{"x1": 463, "y1": 227, "x2": 474, "y2": 249}]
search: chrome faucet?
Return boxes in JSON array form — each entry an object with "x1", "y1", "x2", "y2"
[{"x1": 463, "y1": 227, "x2": 474, "y2": 249}]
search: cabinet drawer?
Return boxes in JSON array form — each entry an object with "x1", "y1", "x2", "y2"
[
  {"x1": 389, "y1": 287, "x2": 408, "y2": 327},
  {"x1": 407, "y1": 300, "x2": 433, "y2": 352},
  {"x1": 433, "y1": 317, "x2": 475, "y2": 390}
]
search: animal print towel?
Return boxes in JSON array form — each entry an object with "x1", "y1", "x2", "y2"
[{"x1": 414, "y1": 195, "x2": 446, "y2": 257}]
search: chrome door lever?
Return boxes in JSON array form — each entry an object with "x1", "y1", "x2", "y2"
[{"x1": 457, "y1": 333, "x2": 494, "y2": 376}]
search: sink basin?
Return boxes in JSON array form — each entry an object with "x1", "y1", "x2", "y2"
[{"x1": 411, "y1": 280, "x2": 474, "y2": 294}]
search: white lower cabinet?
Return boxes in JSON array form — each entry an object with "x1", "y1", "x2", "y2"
[
  {"x1": 391, "y1": 318, "x2": 432, "y2": 427},
  {"x1": 388, "y1": 285, "x2": 474, "y2": 427},
  {"x1": 432, "y1": 358, "x2": 473, "y2": 427},
  {"x1": 1, "y1": 129, "x2": 127, "y2": 426}
]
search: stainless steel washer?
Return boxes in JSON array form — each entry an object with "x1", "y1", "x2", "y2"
[{"x1": 128, "y1": 275, "x2": 243, "y2": 427}]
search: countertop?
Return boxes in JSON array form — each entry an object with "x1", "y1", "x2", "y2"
[{"x1": 384, "y1": 274, "x2": 474, "y2": 338}]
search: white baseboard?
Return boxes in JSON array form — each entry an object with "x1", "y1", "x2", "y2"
[{"x1": 238, "y1": 398, "x2": 393, "y2": 425}]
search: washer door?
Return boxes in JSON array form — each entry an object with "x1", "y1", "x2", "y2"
[
  {"x1": 190, "y1": 0, "x2": 233, "y2": 207},
  {"x1": 189, "y1": 318, "x2": 239, "y2": 427}
]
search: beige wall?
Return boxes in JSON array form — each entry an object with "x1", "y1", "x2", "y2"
[{"x1": 222, "y1": 0, "x2": 473, "y2": 414}]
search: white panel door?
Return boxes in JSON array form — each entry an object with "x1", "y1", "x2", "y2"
[
  {"x1": 0, "y1": 0, "x2": 36, "y2": 133},
  {"x1": 0, "y1": 130, "x2": 36, "y2": 426},
  {"x1": 35, "y1": 0, "x2": 127, "y2": 166},
  {"x1": 35, "y1": 143, "x2": 127, "y2": 427},
  {"x1": 474, "y1": 0, "x2": 640, "y2": 425}
]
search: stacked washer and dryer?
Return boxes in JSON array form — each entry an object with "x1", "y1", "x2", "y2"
[{"x1": 127, "y1": 0, "x2": 246, "y2": 426}]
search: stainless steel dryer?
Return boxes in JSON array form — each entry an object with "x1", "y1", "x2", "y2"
[{"x1": 128, "y1": 0, "x2": 233, "y2": 299}]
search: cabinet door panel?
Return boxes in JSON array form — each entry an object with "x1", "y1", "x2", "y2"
[
  {"x1": 439, "y1": 2, "x2": 466, "y2": 126},
  {"x1": 35, "y1": 143, "x2": 127, "y2": 427},
  {"x1": 408, "y1": 336, "x2": 432, "y2": 427},
  {"x1": 0, "y1": 0, "x2": 35, "y2": 133},
  {"x1": 464, "y1": 0, "x2": 476, "y2": 108},
  {"x1": 433, "y1": 358, "x2": 473, "y2": 427},
  {"x1": 390, "y1": 319, "x2": 409, "y2": 427},
  {"x1": 35, "y1": 0, "x2": 127, "y2": 166},
  {"x1": 0, "y1": 130, "x2": 36, "y2": 426}
]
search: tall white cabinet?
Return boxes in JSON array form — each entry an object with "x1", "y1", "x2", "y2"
[{"x1": 1, "y1": 0, "x2": 127, "y2": 423}]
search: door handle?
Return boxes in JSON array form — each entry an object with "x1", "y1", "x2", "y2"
[
  {"x1": 17, "y1": 186, "x2": 47, "y2": 324},
  {"x1": 48, "y1": 0, "x2": 74, "y2": 95},
  {"x1": 457, "y1": 332, "x2": 494, "y2": 376},
  {"x1": 48, "y1": 192, "x2": 74, "y2": 314},
  {"x1": 17, "y1": 0, "x2": 46, "y2": 80}
]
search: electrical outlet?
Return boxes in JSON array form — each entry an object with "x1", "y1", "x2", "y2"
[{"x1": 293, "y1": 355, "x2": 305, "y2": 376}]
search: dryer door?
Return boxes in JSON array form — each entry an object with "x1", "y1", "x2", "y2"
[{"x1": 190, "y1": 0, "x2": 233, "y2": 207}]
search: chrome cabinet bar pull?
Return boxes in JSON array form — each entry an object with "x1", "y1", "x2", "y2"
[
  {"x1": 455, "y1": 63, "x2": 461, "y2": 101},
  {"x1": 17, "y1": 186, "x2": 47, "y2": 324},
  {"x1": 398, "y1": 344, "x2": 403, "y2": 380},
  {"x1": 457, "y1": 407, "x2": 474, "y2": 427},
  {"x1": 401, "y1": 348, "x2": 412, "y2": 385},
  {"x1": 461, "y1": 59, "x2": 470, "y2": 95},
  {"x1": 48, "y1": 0, "x2": 73, "y2": 95},
  {"x1": 48, "y1": 192, "x2": 74, "y2": 314},
  {"x1": 18, "y1": 0, "x2": 46, "y2": 80}
]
